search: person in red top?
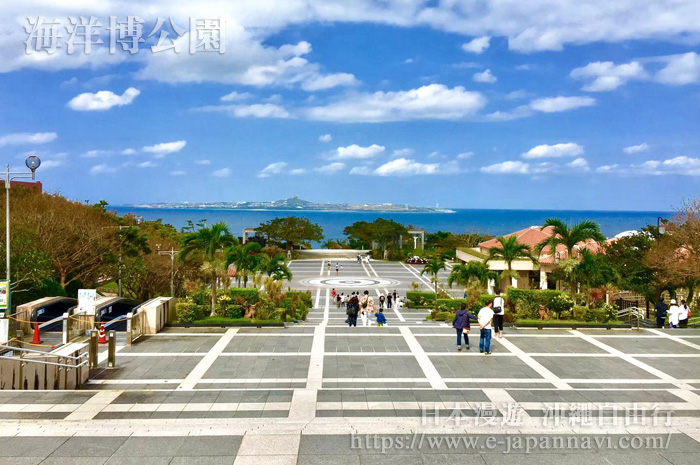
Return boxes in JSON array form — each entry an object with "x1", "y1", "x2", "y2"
[{"x1": 331, "y1": 288, "x2": 337, "y2": 300}]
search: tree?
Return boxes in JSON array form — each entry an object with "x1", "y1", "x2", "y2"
[
  {"x1": 604, "y1": 226, "x2": 667, "y2": 304},
  {"x1": 257, "y1": 217, "x2": 324, "y2": 250},
  {"x1": 536, "y1": 219, "x2": 606, "y2": 259},
  {"x1": 485, "y1": 236, "x2": 537, "y2": 288},
  {"x1": 572, "y1": 250, "x2": 617, "y2": 305},
  {"x1": 447, "y1": 261, "x2": 491, "y2": 292},
  {"x1": 344, "y1": 218, "x2": 407, "y2": 252},
  {"x1": 421, "y1": 257, "x2": 446, "y2": 316},
  {"x1": 179, "y1": 222, "x2": 236, "y2": 315},
  {"x1": 259, "y1": 253, "x2": 293, "y2": 282},
  {"x1": 226, "y1": 242, "x2": 263, "y2": 287}
]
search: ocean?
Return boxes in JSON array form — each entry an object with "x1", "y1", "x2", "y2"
[{"x1": 111, "y1": 206, "x2": 672, "y2": 242}]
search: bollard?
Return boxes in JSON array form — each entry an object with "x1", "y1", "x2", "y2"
[
  {"x1": 18, "y1": 351, "x2": 25, "y2": 390},
  {"x1": 107, "y1": 330, "x2": 116, "y2": 368},
  {"x1": 88, "y1": 330, "x2": 98, "y2": 369}
]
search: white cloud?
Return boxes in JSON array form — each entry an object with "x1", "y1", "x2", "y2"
[
  {"x1": 505, "y1": 90, "x2": 532, "y2": 100},
  {"x1": 89, "y1": 164, "x2": 119, "y2": 175},
  {"x1": 481, "y1": 161, "x2": 530, "y2": 175},
  {"x1": 122, "y1": 148, "x2": 136, "y2": 155},
  {"x1": 334, "y1": 144, "x2": 386, "y2": 159},
  {"x1": 529, "y1": 96, "x2": 596, "y2": 113},
  {"x1": 656, "y1": 52, "x2": 700, "y2": 85},
  {"x1": 623, "y1": 143, "x2": 650, "y2": 154},
  {"x1": 373, "y1": 158, "x2": 456, "y2": 176},
  {"x1": 170, "y1": 170, "x2": 187, "y2": 176},
  {"x1": 319, "y1": 134, "x2": 332, "y2": 143},
  {"x1": 220, "y1": 91, "x2": 253, "y2": 102},
  {"x1": 457, "y1": 152, "x2": 474, "y2": 160},
  {"x1": 316, "y1": 162, "x2": 346, "y2": 174},
  {"x1": 39, "y1": 159, "x2": 63, "y2": 169},
  {"x1": 306, "y1": 84, "x2": 487, "y2": 122},
  {"x1": 571, "y1": 61, "x2": 646, "y2": 91},
  {"x1": 522, "y1": 143, "x2": 584, "y2": 159},
  {"x1": 567, "y1": 158, "x2": 590, "y2": 170},
  {"x1": 142, "y1": 141, "x2": 187, "y2": 158},
  {"x1": 195, "y1": 103, "x2": 290, "y2": 119},
  {"x1": 393, "y1": 148, "x2": 415, "y2": 157},
  {"x1": 0, "y1": 132, "x2": 57, "y2": 146},
  {"x1": 290, "y1": 168, "x2": 307, "y2": 175},
  {"x1": 462, "y1": 36, "x2": 491, "y2": 54},
  {"x1": 195, "y1": 159, "x2": 212, "y2": 165},
  {"x1": 473, "y1": 69, "x2": 497, "y2": 83},
  {"x1": 67, "y1": 88, "x2": 140, "y2": 111},
  {"x1": 301, "y1": 72, "x2": 359, "y2": 91},
  {"x1": 212, "y1": 167, "x2": 232, "y2": 178},
  {"x1": 258, "y1": 162, "x2": 288, "y2": 178},
  {"x1": 138, "y1": 161, "x2": 157, "y2": 168},
  {"x1": 349, "y1": 166, "x2": 372, "y2": 175},
  {"x1": 633, "y1": 156, "x2": 700, "y2": 176},
  {"x1": 597, "y1": 164, "x2": 620, "y2": 173}
]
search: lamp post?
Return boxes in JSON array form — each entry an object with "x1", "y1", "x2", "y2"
[
  {"x1": 657, "y1": 216, "x2": 666, "y2": 236},
  {"x1": 157, "y1": 246, "x2": 179, "y2": 297},
  {"x1": 4, "y1": 156, "x2": 41, "y2": 284}
]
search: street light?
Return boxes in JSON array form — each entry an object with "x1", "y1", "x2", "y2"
[
  {"x1": 4, "y1": 156, "x2": 41, "y2": 283},
  {"x1": 157, "y1": 245, "x2": 179, "y2": 297},
  {"x1": 657, "y1": 216, "x2": 666, "y2": 235}
]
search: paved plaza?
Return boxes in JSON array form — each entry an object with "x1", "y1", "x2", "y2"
[{"x1": 2, "y1": 260, "x2": 700, "y2": 464}]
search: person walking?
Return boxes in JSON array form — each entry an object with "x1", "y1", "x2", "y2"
[
  {"x1": 492, "y1": 290, "x2": 505, "y2": 339},
  {"x1": 478, "y1": 300, "x2": 495, "y2": 355},
  {"x1": 378, "y1": 294, "x2": 385, "y2": 310},
  {"x1": 387, "y1": 293, "x2": 393, "y2": 309},
  {"x1": 331, "y1": 288, "x2": 337, "y2": 302},
  {"x1": 327, "y1": 262, "x2": 331, "y2": 272},
  {"x1": 655, "y1": 298, "x2": 668, "y2": 328},
  {"x1": 335, "y1": 263, "x2": 340, "y2": 275},
  {"x1": 376, "y1": 308, "x2": 387, "y2": 327},
  {"x1": 337, "y1": 292, "x2": 343, "y2": 308},
  {"x1": 393, "y1": 290, "x2": 398, "y2": 302},
  {"x1": 347, "y1": 293, "x2": 359, "y2": 327},
  {"x1": 452, "y1": 303, "x2": 477, "y2": 351},
  {"x1": 359, "y1": 290, "x2": 375, "y2": 327},
  {"x1": 668, "y1": 299, "x2": 681, "y2": 329},
  {"x1": 680, "y1": 299, "x2": 690, "y2": 328}
]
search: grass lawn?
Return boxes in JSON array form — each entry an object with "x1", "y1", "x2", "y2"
[{"x1": 513, "y1": 318, "x2": 626, "y2": 326}]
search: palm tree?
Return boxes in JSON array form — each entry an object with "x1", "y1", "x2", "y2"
[
  {"x1": 572, "y1": 250, "x2": 617, "y2": 305},
  {"x1": 536, "y1": 219, "x2": 606, "y2": 259},
  {"x1": 225, "y1": 242, "x2": 263, "y2": 287},
  {"x1": 421, "y1": 257, "x2": 446, "y2": 316},
  {"x1": 259, "y1": 253, "x2": 293, "y2": 282},
  {"x1": 448, "y1": 261, "x2": 490, "y2": 291},
  {"x1": 536, "y1": 219, "x2": 606, "y2": 293},
  {"x1": 485, "y1": 236, "x2": 537, "y2": 289},
  {"x1": 179, "y1": 222, "x2": 236, "y2": 315}
]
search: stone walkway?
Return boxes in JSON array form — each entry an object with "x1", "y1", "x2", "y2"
[{"x1": 2, "y1": 260, "x2": 700, "y2": 464}]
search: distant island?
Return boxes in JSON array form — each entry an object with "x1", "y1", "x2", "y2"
[{"x1": 129, "y1": 195, "x2": 455, "y2": 213}]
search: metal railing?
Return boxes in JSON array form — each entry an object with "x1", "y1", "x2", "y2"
[
  {"x1": 125, "y1": 298, "x2": 157, "y2": 346},
  {"x1": 0, "y1": 344, "x2": 88, "y2": 390}
]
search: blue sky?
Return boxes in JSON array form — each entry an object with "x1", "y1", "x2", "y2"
[{"x1": 1, "y1": 1, "x2": 699, "y2": 211}]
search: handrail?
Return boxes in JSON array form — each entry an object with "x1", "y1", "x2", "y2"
[
  {"x1": 0, "y1": 344, "x2": 88, "y2": 360},
  {"x1": 0, "y1": 355, "x2": 89, "y2": 369}
]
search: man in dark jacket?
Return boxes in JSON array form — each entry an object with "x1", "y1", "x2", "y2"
[
  {"x1": 347, "y1": 293, "x2": 360, "y2": 327},
  {"x1": 452, "y1": 303, "x2": 478, "y2": 351},
  {"x1": 655, "y1": 298, "x2": 668, "y2": 328}
]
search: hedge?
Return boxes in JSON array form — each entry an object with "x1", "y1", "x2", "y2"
[
  {"x1": 406, "y1": 291, "x2": 436, "y2": 306},
  {"x1": 176, "y1": 302, "x2": 209, "y2": 323},
  {"x1": 228, "y1": 288, "x2": 260, "y2": 307},
  {"x1": 507, "y1": 289, "x2": 565, "y2": 311},
  {"x1": 437, "y1": 295, "x2": 495, "y2": 314}
]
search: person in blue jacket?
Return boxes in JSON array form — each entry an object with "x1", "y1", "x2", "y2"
[
  {"x1": 452, "y1": 303, "x2": 477, "y2": 351},
  {"x1": 376, "y1": 308, "x2": 387, "y2": 327}
]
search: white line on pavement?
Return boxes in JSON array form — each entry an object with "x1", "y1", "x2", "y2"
[
  {"x1": 399, "y1": 326, "x2": 447, "y2": 390},
  {"x1": 497, "y1": 337, "x2": 573, "y2": 390},
  {"x1": 177, "y1": 328, "x2": 238, "y2": 390}
]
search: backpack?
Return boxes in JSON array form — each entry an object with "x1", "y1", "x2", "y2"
[{"x1": 346, "y1": 305, "x2": 356, "y2": 316}]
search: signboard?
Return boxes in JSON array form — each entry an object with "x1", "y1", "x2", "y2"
[
  {"x1": 78, "y1": 288, "x2": 97, "y2": 315},
  {"x1": 0, "y1": 280, "x2": 9, "y2": 311}
]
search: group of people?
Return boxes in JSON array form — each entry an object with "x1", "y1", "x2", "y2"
[
  {"x1": 451, "y1": 290, "x2": 506, "y2": 354},
  {"x1": 334, "y1": 289, "x2": 401, "y2": 327},
  {"x1": 655, "y1": 297, "x2": 692, "y2": 328},
  {"x1": 327, "y1": 262, "x2": 343, "y2": 274}
]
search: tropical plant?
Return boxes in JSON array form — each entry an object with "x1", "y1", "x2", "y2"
[
  {"x1": 259, "y1": 253, "x2": 293, "y2": 282},
  {"x1": 447, "y1": 261, "x2": 490, "y2": 291},
  {"x1": 225, "y1": 242, "x2": 264, "y2": 287},
  {"x1": 257, "y1": 217, "x2": 324, "y2": 250},
  {"x1": 485, "y1": 236, "x2": 537, "y2": 286},
  {"x1": 421, "y1": 257, "x2": 446, "y2": 316},
  {"x1": 536, "y1": 219, "x2": 606, "y2": 259},
  {"x1": 571, "y1": 250, "x2": 617, "y2": 305},
  {"x1": 179, "y1": 221, "x2": 236, "y2": 315}
]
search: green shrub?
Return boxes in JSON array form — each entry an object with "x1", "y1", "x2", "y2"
[
  {"x1": 403, "y1": 299, "x2": 414, "y2": 308},
  {"x1": 550, "y1": 293, "x2": 574, "y2": 317},
  {"x1": 436, "y1": 295, "x2": 495, "y2": 314},
  {"x1": 176, "y1": 302, "x2": 208, "y2": 323},
  {"x1": 433, "y1": 311, "x2": 454, "y2": 322},
  {"x1": 508, "y1": 289, "x2": 571, "y2": 314},
  {"x1": 226, "y1": 304, "x2": 244, "y2": 319},
  {"x1": 406, "y1": 291, "x2": 436, "y2": 306},
  {"x1": 572, "y1": 306, "x2": 587, "y2": 321},
  {"x1": 189, "y1": 288, "x2": 211, "y2": 307},
  {"x1": 228, "y1": 288, "x2": 260, "y2": 307},
  {"x1": 559, "y1": 310, "x2": 572, "y2": 320}
]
